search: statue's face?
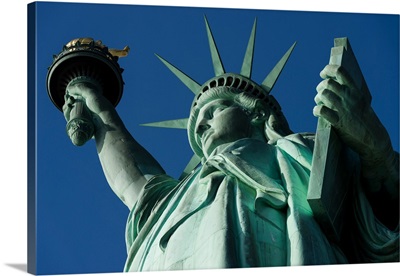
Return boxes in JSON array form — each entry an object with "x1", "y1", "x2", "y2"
[{"x1": 195, "y1": 99, "x2": 253, "y2": 157}]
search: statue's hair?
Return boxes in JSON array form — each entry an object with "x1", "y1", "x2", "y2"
[
  {"x1": 195, "y1": 86, "x2": 261, "y2": 112},
  {"x1": 188, "y1": 86, "x2": 293, "y2": 157}
]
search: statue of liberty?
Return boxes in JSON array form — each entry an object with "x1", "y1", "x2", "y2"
[{"x1": 60, "y1": 17, "x2": 399, "y2": 271}]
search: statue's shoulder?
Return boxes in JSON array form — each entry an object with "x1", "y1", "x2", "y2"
[{"x1": 279, "y1": 132, "x2": 315, "y2": 151}]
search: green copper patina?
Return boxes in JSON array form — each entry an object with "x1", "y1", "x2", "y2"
[
  {"x1": 47, "y1": 37, "x2": 128, "y2": 146},
  {"x1": 51, "y1": 17, "x2": 399, "y2": 272}
]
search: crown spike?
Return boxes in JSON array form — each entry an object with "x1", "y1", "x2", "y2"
[
  {"x1": 155, "y1": 54, "x2": 201, "y2": 95},
  {"x1": 261, "y1": 41, "x2": 297, "y2": 93},
  {"x1": 240, "y1": 18, "x2": 257, "y2": 78},
  {"x1": 141, "y1": 118, "x2": 188, "y2": 129},
  {"x1": 204, "y1": 15, "x2": 225, "y2": 76}
]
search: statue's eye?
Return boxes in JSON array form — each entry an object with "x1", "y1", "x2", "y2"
[{"x1": 213, "y1": 106, "x2": 226, "y2": 115}]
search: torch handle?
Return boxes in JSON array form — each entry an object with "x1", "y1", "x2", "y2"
[{"x1": 66, "y1": 96, "x2": 95, "y2": 146}]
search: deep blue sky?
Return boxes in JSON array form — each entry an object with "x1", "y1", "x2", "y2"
[{"x1": 32, "y1": 2, "x2": 399, "y2": 275}]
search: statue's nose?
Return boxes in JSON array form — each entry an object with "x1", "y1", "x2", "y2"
[{"x1": 195, "y1": 119, "x2": 211, "y2": 136}]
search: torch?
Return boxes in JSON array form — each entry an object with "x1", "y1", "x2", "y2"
[{"x1": 46, "y1": 38, "x2": 128, "y2": 146}]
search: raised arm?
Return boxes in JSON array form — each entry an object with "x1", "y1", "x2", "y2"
[
  {"x1": 314, "y1": 64, "x2": 399, "y2": 227},
  {"x1": 63, "y1": 80, "x2": 166, "y2": 210}
]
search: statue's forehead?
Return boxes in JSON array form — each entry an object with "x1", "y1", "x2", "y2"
[
  {"x1": 201, "y1": 98, "x2": 233, "y2": 109},
  {"x1": 196, "y1": 98, "x2": 234, "y2": 116}
]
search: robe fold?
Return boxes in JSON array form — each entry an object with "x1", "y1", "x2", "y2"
[{"x1": 124, "y1": 134, "x2": 399, "y2": 272}]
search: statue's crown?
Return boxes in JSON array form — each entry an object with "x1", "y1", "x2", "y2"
[{"x1": 143, "y1": 16, "x2": 296, "y2": 179}]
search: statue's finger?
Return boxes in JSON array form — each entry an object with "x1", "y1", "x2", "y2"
[
  {"x1": 62, "y1": 95, "x2": 76, "y2": 120},
  {"x1": 63, "y1": 93, "x2": 75, "y2": 103},
  {"x1": 319, "y1": 64, "x2": 339, "y2": 80},
  {"x1": 334, "y1": 66, "x2": 357, "y2": 90},
  {"x1": 313, "y1": 105, "x2": 339, "y2": 125},
  {"x1": 67, "y1": 95, "x2": 75, "y2": 104},
  {"x1": 316, "y1": 78, "x2": 343, "y2": 96},
  {"x1": 62, "y1": 103, "x2": 71, "y2": 121},
  {"x1": 320, "y1": 64, "x2": 356, "y2": 88},
  {"x1": 314, "y1": 89, "x2": 342, "y2": 112}
]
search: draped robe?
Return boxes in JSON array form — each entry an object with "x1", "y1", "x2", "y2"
[{"x1": 124, "y1": 134, "x2": 399, "y2": 272}]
